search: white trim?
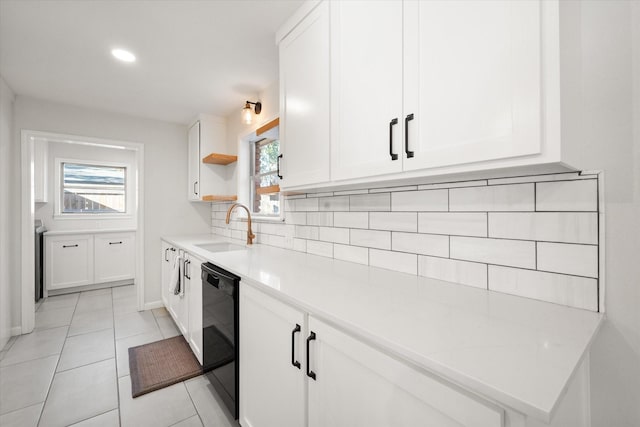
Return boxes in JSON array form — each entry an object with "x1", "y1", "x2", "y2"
[
  {"x1": 144, "y1": 300, "x2": 165, "y2": 311},
  {"x1": 10, "y1": 326, "x2": 22, "y2": 337},
  {"x1": 53, "y1": 157, "x2": 133, "y2": 217},
  {"x1": 20, "y1": 130, "x2": 146, "y2": 336}
]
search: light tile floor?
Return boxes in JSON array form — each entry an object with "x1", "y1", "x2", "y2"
[{"x1": 0, "y1": 285, "x2": 238, "y2": 427}]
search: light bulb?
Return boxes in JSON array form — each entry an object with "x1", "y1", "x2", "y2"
[{"x1": 241, "y1": 105, "x2": 252, "y2": 124}]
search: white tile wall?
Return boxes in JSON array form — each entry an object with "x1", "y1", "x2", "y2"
[
  {"x1": 450, "y1": 237, "x2": 536, "y2": 269},
  {"x1": 536, "y1": 180, "x2": 598, "y2": 212},
  {"x1": 213, "y1": 175, "x2": 601, "y2": 311},
  {"x1": 334, "y1": 212, "x2": 368, "y2": 229},
  {"x1": 391, "y1": 232, "x2": 449, "y2": 257},
  {"x1": 391, "y1": 189, "x2": 448, "y2": 212},
  {"x1": 369, "y1": 212, "x2": 417, "y2": 232},
  {"x1": 418, "y1": 212, "x2": 487, "y2": 237},
  {"x1": 488, "y1": 212, "x2": 598, "y2": 244},
  {"x1": 537, "y1": 242, "x2": 598, "y2": 278},
  {"x1": 449, "y1": 183, "x2": 535, "y2": 211},
  {"x1": 489, "y1": 266, "x2": 598, "y2": 311},
  {"x1": 349, "y1": 193, "x2": 390, "y2": 211},
  {"x1": 418, "y1": 256, "x2": 487, "y2": 289},
  {"x1": 369, "y1": 249, "x2": 417, "y2": 275}
]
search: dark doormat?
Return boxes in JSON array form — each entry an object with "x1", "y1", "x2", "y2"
[{"x1": 129, "y1": 335, "x2": 202, "y2": 398}]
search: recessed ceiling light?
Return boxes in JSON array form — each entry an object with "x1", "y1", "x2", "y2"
[{"x1": 111, "y1": 48, "x2": 136, "y2": 63}]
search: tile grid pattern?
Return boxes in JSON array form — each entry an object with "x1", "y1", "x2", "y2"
[
  {"x1": 0, "y1": 287, "x2": 237, "y2": 427},
  {"x1": 212, "y1": 172, "x2": 601, "y2": 311}
]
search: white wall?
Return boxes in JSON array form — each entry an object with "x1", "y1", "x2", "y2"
[
  {"x1": 559, "y1": 2, "x2": 640, "y2": 425},
  {"x1": 13, "y1": 96, "x2": 212, "y2": 313},
  {"x1": 0, "y1": 76, "x2": 16, "y2": 347},
  {"x1": 35, "y1": 141, "x2": 138, "y2": 231},
  {"x1": 225, "y1": 81, "x2": 280, "y2": 197}
]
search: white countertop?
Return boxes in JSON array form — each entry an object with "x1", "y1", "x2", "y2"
[
  {"x1": 164, "y1": 234, "x2": 603, "y2": 422},
  {"x1": 45, "y1": 228, "x2": 136, "y2": 236}
]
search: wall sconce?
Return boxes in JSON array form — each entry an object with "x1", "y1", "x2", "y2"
[{"x1": 241, "y1": 101, "x2": 262, "y2": 125}]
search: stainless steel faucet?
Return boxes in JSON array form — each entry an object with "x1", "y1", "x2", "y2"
[{"x1": 225, "y1": 203, "x2": 255, "y2": 245}]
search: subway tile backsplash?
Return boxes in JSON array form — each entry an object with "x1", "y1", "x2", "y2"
[{"x1": 212, "y1": 171, "x2": 602, "y2": 311}]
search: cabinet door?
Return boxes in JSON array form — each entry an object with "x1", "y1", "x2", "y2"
[
  {"x1": 161, "y1": 242, "x2": 170, "y2": 307},
  {"x1": 187, "y1": 254, "x2": 204, "y2": 365},
  {"x1": 188, "y1": 121, "x2": 201, "y2": 201},
  {"x1": 403, "y1": 0, "x2": 541, "y2": 171},
  {"x1": 94, "y1": 233, "x2": 135, "y2": 283},
  {"x1": 307, "y1": 317, "x2": 503, "y2": 427},
  {"x1": 34, "y1": 138, "x2": 48, "y2": 203},
  {"x1": 240, "y1": 285, "x2": 306, "y2": 427},
  {"x1": 46, "y1": 235, "x2": 94, "y2": 290},
  {"x1": 169, "y1": 250, "x2": 189, "y2": 335},
  {"x1": 279, "y1": 1, "x2": 330, "y2": 188},
  {"x1": 331, "y1": 1, "x2": 404, "y2": 181}
]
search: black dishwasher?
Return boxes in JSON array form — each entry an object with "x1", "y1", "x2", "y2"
[{"x1": 201, "y1": 262, "x2": 240, "y2": 419}]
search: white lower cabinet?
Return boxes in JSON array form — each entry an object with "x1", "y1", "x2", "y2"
[
  {"x1": 46, "y1": 234, "x2": 94, "y2": 290},
  {"x1": 239, "y1": 285, "x2": 306, "y2": 427},
  {"x1": 307, "y1": 317, "x2": 502, "y2": 427},
  {"x1": 160, "y1": 240, "x2": 204, "y2": 365},
  {"x1": 94, "y1": 233, "x2": 135, "y2": 283},
  {"x1": 45, "y1": 231, "x2": 135, "y2": 291},
  {"x1": 187, "y1": 253, "x2": 204, "y2": 364},
  {"x1": 239, "y1": 285, "x2": 502, "y2": 427}
]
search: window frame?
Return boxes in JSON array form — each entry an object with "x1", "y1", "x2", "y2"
[
  {"x1": 54, "y1": 158, "x2": 133, "y2": 219},
  {"x1": 249, "y1": 137, "x2": 283, "y2": 219}
]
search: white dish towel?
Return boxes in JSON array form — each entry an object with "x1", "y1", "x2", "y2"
[{"x1": 170, "y1": 255, "x2": 183, "y2": 295}]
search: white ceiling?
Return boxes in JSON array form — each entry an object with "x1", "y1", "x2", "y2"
[{"x1": 0, "y1": 0, "x2": 303, "y2": 124}]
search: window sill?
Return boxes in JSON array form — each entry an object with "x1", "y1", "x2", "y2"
[
  {"x1": 235, "y1": 215, "x2": 284, "y2": 223},
  {"x1": 53, "y1": 214, "x2": 134, "y2": 220}
]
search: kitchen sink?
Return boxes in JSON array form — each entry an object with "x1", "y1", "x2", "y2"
[{"x1": 196, "y1": 242, "x2": 248, "y2": 253}]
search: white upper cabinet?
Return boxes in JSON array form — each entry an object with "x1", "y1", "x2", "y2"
[
  {"x1": 402, "y1": 0, "x2": 541, "y2": 171},
  {"x1": 188, "y1": 121, "x2": 201, "y2": 201},
  {"x1": 278, "y1": 0, "x2": 570, "y2": 190},
  {"x1": 187, "y1": 115, "x2": 229, "y2": 201},
  {"x1": 330, "y1": 1, "x2": 404, "y2": 180},
  {"x1": 278, "y1": 1, "x2": 331, "y2": 188}
]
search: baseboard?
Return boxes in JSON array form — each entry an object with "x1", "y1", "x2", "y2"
[
  {"x1": 11, "y1": 326, "x2": 22, "y2": 336},
  {"x1": 144, "y1": 300, "x2": 165, "y2": 311}
]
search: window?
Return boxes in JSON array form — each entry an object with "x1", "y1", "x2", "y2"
[
  {"x1": 250, "y1": 138, "x2": 281, "y2": 216},
  {"x1": 61, "y1": 162, "x2": 126, "y2": 214}
]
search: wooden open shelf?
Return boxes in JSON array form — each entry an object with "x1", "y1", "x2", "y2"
[
  {"x1": 201, "y1": 195, "x2": 238, "y2": 202},
  {"x1": 202, "y1": 153, "x2": 238, "y2": 165},
  {"x1": 256, "y1": 185, "x2": 280, "y2": 196}
]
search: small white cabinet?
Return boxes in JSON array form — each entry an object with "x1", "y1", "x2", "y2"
[
  {"x1": 278, "y1": 0, "x2": 331, "y2": 188},
  {"x1": 46, "y1": 234, "x2": 94, "y2": 290},
  {"x1": 45, "y1": 231, "x2": 135, "y2": 291},
  {"x1": 187, "y1": 114, "x2": 229, "y2": 201},
  {"x1": 94, "y1": 233, "x2": 135, "y2": 283},
  {"x1": 188, "y1": 121, "x2": 201, "y2": 201},
  {"x1": 239, "y1": 285, "x2": 306, "y2": 427}
]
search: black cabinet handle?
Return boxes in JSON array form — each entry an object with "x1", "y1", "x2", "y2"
[
  {"x1": 291, "y1": 324, "x2": 301, "y2": 369},
  {"x1": 164, "y1": 248, "x2": 169, "y2": 262},
  {"x1": 62, "y1": 244, "x2": 78, "y2": 248},
  {"x1": 405, "y1": 113, "x2": 415, "y2": 158},
  {"x1": 306, "y1": 331, "x2": 316, "y2": 380},
  {"x1": 193, "y1": 181, "x2": 198, "y2": 195},
  {"x1": 389, "y1": 118, "x2": 399, "y2": 160},
  {"x1": 109, "y1": 241, "x2": 123, "y2": 245},
  {"x1": 277, "y1": 154, "x2": 283, "y2": 180},
  {"x1": 184, "y1": 259, "x2": 191, "y2": 280}
]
